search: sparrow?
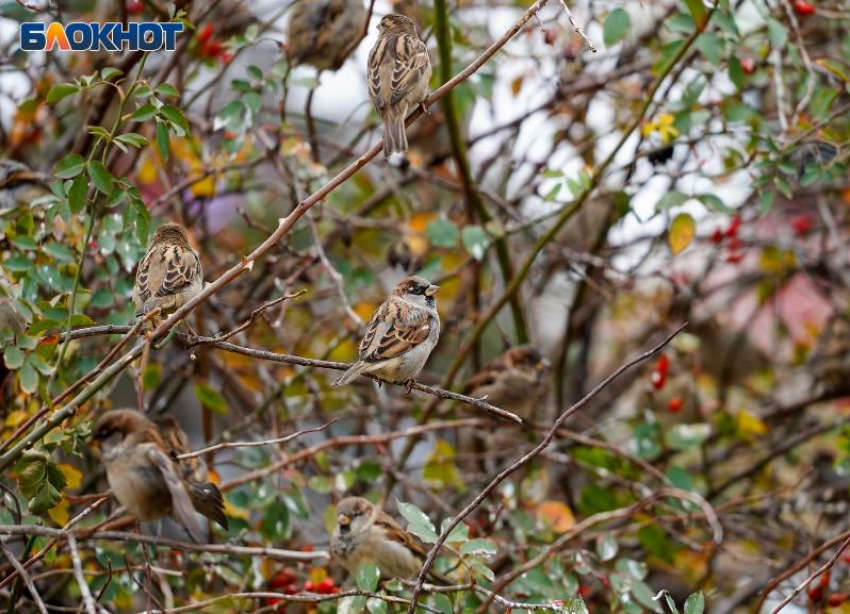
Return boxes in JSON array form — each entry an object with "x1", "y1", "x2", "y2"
[
  {"x1": 133, "y1": 222, "x2": 203, "y2": 321},
  {"x1": 91, "y1": 410, "x2": 228, "y2": 540},
  {"x1": 330, "y1": 497, "x2": 449, "y2": 582},
  {"x1": 0, "y1": 159, "x2": 48, "y2": 212},
  {"x1": 287, "y1": 0, "x2": 367, "y2": 72},
  {"x1": 367, "y1": 14, "x2": 432, "y2": 162},
  {"x1": 464, "y1": 345, "x2": 551, "y2": 420},
  {"x1": 333, "y1": 276, "x2": 440, "y2": 387}
]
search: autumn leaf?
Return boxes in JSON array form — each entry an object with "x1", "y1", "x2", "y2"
[
  {"x1": 669, "y1": 213, "x2": 696, "y2": 255},
  {"x1": 537, "y1": 500, "x2": 576, "y2": 532}
]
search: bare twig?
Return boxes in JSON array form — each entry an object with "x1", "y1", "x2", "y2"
[
  {"x1": 67, "y1": 534, "x2": 100, "y2": 614},
  {"x1": 176, "y1": 418, "x2": 337, "y2": 460}
]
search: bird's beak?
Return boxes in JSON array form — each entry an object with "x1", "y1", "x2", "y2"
[
  {"x1": 425, "y1": 285, "x2": 440, "y2": 297},
  {"x1": 338, "y1": 514, "x2": 351, "y2": 527},
  {"x1": 537, "y1": 358, "x2": 551, "y2": 371}
]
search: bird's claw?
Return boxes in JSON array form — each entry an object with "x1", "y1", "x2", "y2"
[
  {"x1": 405, "y1": 379, "x2": 416, "y2": 395},
  {"x1": 419, "y1": 102, "x2": 431, "y2": 116}
]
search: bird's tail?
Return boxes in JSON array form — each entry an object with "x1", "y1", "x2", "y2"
[
  {"x1": 333, "y1": 362, "x2": 365, "y2": 386},
  {"x1": 189, "y1": 481, "x2": 229, "y2": 530},
  {"x1": 383, "y1": 113, "x2": 408, "y2": 163}
]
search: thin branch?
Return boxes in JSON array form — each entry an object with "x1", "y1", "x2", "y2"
[
  {"x1": 176, "y1": 418, "x2": 337, "y2": 460},
  {"x1": 0, "y1": 526, "x2": 329, "y2": 562},
  {"x1": 769, "y1": 533, "x2": 850, "y2": 614},
  {"x1": 67, "y1": 534, "x2": 99, "y2": 614}
]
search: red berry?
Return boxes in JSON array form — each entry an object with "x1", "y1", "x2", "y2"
[
  {"x1": 302, "y1": 545, "x2": 314, "y2": 552},
  {"x1": 792, "y1": 214, "x2": 812, "y2": 236},
  {"x1": 740, "y1": 58, "x2": 756, "y2": 74},
  {"x1": 198, "y1": 24, "x2": 214, "y2": 43},
  {"x1": 726, "y1": 252, "x2": 743, "y2": 264},
  {"x1": 219, "y1": 51, "x2": 233, "y2": 63},
  {"x1": 809, "y1": 586, "x2": 824, "y2": 602},
  {"x1": 126, "y1": 0, "x2": 144, "y2": 14},
  {"x1": 668, "y1": 397, "x2": 684, "y2": 413},
  {"x1": 318, "y1": 579, "x2": 335, "y2": 594},
  {"x1": 710, "y1": 228, "x2": 724, "y2": 244},
  {"x1": 726, "y1": 215, "x2": 741, "y2": 239},
  {"x1": 656, "y1": 355, "x2": 670, "y2": 375},
  {"x1": 793, "y1": 0, "x2": 815, "y2": 15},
  {"x1": 578, "y1": 585, "x2": 591, "y2": 597},
  {"x1": 828, "y1": 592, "x2": 849, "y2": 607},
  {"x1": 651, "y1": 371, "x2": 666, "y2": 390},
  {"x1": 304, "y1": 581, "x2": 315, "y2": 592},
  {"x1": 543, "y1": 30, "x2": 556, "y2": 46},
  {"x1": 820, "y1": 571, "x2": 831, "y2": 589}
]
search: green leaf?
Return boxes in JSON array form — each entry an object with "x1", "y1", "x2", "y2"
[
  {"x1": 42, "y1": 242, "x2": 73, "y2": 262},
  {"x1": 356, "y1": 562, "x2": 380, "y2": 592},
  {"x1": 656, "y1": 191, "x2": 689, "y2": 210},
  {"x1": 53, "y1": 154, "x2": 86, "y2": 179},
  {"x1": 46, "y1": 83, "x2": 80, "y2": 104},
  {"x1": 728, "y1": 56, "x2": 744, "y2": 90},
  {"x1": 68, "y1": 173, "x2": 88, "y2": 214},
  {"x1": 683, "y1": 0, "x2": 707, "y2": 28},
  {"x1": 4, "y1": 346, "x2": 24, "y2": 370},
  {"x1": 115, "y1": 133, "x2": 149, "y2": 148},
  {"x1": 603, "y1": 8, "x2": 630, "y2": 46},
  {"x1": 156, "y1": 121, "x2": 170, "y2": 161},
  {"x1": 633, "y1": 579, "x2": 663, "y2": 612},
  {"x1": 18, "y1": 361, "x2": 38, "y2": 394},
  {"x1": 130, "y1": 104, "x2": 157, "y2": 121},
  {"x1": 666, "y1": 424, "x2": 711, "y2": 451},
  {"x1": 459, "y1": 538, "x2": 497, "y2": 556},
  {"x1": 432, "y1": 594, "x2": 452, "y2": 614},
  {"x1": 396, "y1": 500, "x2": 438, "y2": 543},
  {"x1": 695, "y1": 32, "x2": 724, "y2": 64},
  {"x1": 18, "y1": 457, "x2": 65, "y2": 513},
  {"x1": 367, "y1": 598, "x2": 387, "y2": 614},
  {"x1": 684, "y1": 592, "x2": 704, "y2": 614},
  {"x1": 160, "y1": 104, "x2": 190, "y2": 134},
  {"x1": 155, "y1": 83, "x2": 180, "y2": 97},
  {"x1": 661, "y1": 591, "x2": 681, "y2": 614},
  {"x1": 194, "y1": 383, "x2": 227, "y2": 414},
  {"x1": 818, "y1": 58, "x2": 850, "y2": 84},
  {"x1": 668, "y1": 213, "x2": 696, "y2": 255},
  {"x1": 596, "y1": 533, "x2": 618, "y2": 561},
  {"x1": 697, "y1": 193, "x2": 734, "y2": 213},
  {"x1": 461, "y1": 225, "x2": 489, "y2": 261},
  {"x1": 426, "y1": 219, "x2": 460, "y2": 249},
  {"x1": 88, "y1": 161, "x2": 114, "y2": 194},
  {"x1": 766, "y1": 18, "x2": 788, "y2": 48},
  {"x1": 100, "y1": 67, "x2": 123, "y2": 81}
]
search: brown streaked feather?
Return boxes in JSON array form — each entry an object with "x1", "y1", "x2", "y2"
[
  {"x1": 376, "y1": 513, "x2": 429, "y2": 558},
  {"x1": 389, "y1": 35, "x2": 429, "y2": 106},
  {"x1": 147, "y1": 447, "x2": 202, "y2": 540},
  {"x1": 360, "y1": 298, "x2": 432, "y2": 363}
]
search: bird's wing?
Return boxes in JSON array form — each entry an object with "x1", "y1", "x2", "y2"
[
  {"x1": 134, "y1": 249, "x2": 157, "y2": 305},
  {"x1": 359, "y1": 298, "x2": 432, "y2": 363},
  {"x1": 375, "y1": 513, "x2": 428, "y2": 559},
  {"x1": 463, "y1": 359, "x2": 508, "y2": 394},
  {"x1": 155, "y1": 246, "x2": 202, "y2": 299},
  {"x1": 389, "y1": 34, "x2": 430, "y2": 106},
  {"x1": 147, "y1": 447, "x2": 202, "y2": 540},
  {"x1": 367, "y1": 35, "x2": 390, "y2": 109}
]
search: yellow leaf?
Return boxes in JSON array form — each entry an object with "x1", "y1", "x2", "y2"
[
  {"x1": 138, "y1": 153, "x2": 159, "y2": 184},
  {"x1": 537, "y1": 500, "x2": 576, "y2": 532},
  {"x1": 5, "y1": 411, "x2": 29, "y2": 427},
  {"x1": 511, "y1": 76, "x2": 524, "y2": 97},
  {"x1": 669, "y1": 212, "x2": 696, "y2": 255},
  {"x1": 224, "y1": 498, "x2": 251, "y2": 521},
  {"x1": 190, "y1": 175, "x2": 216, "y2": 197},
  {"x1": 48, "y1": 498, "x2": 70, "y2": 526},
  {"x1": 736, "y1": 409, "x2": 767, "y2": 437},
  {"x1": 58, "y1": 463, "x2": 83, "y2": 490}
]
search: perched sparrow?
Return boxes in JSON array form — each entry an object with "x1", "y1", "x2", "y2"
[
  {"x1": 330, "y1": 497, "x2": 449, "y2": 582},
  {"x1": 464, "y1": 345, "x2": 551, "y2": 420},
  {"x1": 91, "y1": 410, "x2": 228, "y2": 540},
  {"x1": 0, "y1": 159, "x2": 48, "y2": 211},
  {"x1": 333, "y1": 276, "x2": 439, "y2": 387},
  {"x1": 133, "y1": 222, "x2": 203, "y2": 320},
  {"x1": 287, "y1": 0, "x2": 366, "y2": 72},
  {"x1": 367, "y1": 14, "x2": 432, "y2": 162}
]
